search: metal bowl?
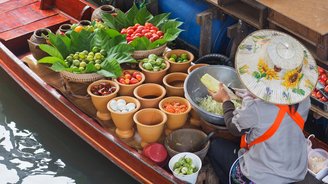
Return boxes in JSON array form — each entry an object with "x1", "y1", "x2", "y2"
[{"x1": 184, "y1": 65, "x2": 244, "y2": 125}]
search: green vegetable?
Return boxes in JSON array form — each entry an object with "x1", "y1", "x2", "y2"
[
  {"x1": 141, "y1": 55, "x2": 166, "y2": 71},
  {"x1": 148, "y1": 54, "x2": 157, "y2": 60},
  {"x1": 169, "y1": 53, "x2": 189, "y2": 63},
  {"x1": 170, "y1": 54, "x2": 177, "y2": 60},
  {"x1": 173, "y1": 156, "x2": 198, "y2": 175},
  {"x1": 199, "y1": 96, "x2": 241, "y2": 115},
  {"x1": 181, "y1": 53, "x2": 188, "y2": 60}
]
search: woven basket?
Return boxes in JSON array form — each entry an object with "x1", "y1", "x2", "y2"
[
  {"x1": 60, "y1": 71, "x2": 104, "y2": 98},
  {"x1": 132, "y1": 44, "x2": 167, "y2": 59}
]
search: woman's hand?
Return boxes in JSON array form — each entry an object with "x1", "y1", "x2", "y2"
[{"x1": 208, "y1": 83, "x2": 231, "y2": 103}]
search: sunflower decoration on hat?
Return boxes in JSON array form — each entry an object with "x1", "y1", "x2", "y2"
[{"x1": 236, "y1": 30, "x2": 318, "y2": 105}]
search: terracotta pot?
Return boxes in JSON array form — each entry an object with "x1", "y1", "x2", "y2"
[
  {"x1": 87, "y1": 80, "x2": 119, "y2": 121},
  {"x1": 164, "y1": 49, "x2": 194, "y2": 73},
  {"x1": 28, "y1": 28, "x2": 51, "y2": 60},
  {"x1": 163, "y1": 72, "x2": 187, "y2": 97},
  {"x1": 189, "y1": 109, "x2": 201, "y2": 127},
  {"x1": 107, "y1": 96, "x2": 141, "y2": 139},
  {"x1": 113, "y1": 70, "x2": 145, "y2": 96},
  {"x1": 133, "y1": 83, "x2": 166, "y2": 108},
  {"x1": 187, "y1": 63, "x2": 209, "y2": 74},
  {"x1": 133, "y1": 108, "x2": 167, "y2": 147},
  {"x1": 56, "y1": 24, "x2": 72, "y2": 35},
  {"x1": 159, "y1": 97, "x2": 191, "y2": 135},
  {"x1": 91, "y1": 5, "x2": 116, "y2": 21},
  {"x1": 139, "y1": 60, "x2": 170, "y2": 84}
]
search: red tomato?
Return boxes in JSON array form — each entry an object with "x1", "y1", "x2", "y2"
[
  {"x1": 145, "y1": 32, "x2": 152, "y2": 38},
  {"x1": 132, "y1": 71, "x2": 140, "y2": 78},
  {"x1": 152, "y1": 34, "x2": 159, "y2": 40},
  {"x1": 151, "y1": 27, "x2": 158, "y2": 31},
  {"x1": 135, "y1": 33, "x2": 142, "y2": 37},
  {"x1": 123, "y1": 71, "x2": 130, "y2": 75},
  {"x1": 130, "y1": 78, "x2": 139, "y2": 84},
  {"x1": 133, "y1": 23, "x2": 140, "y2": 29},
  {"x1": 319, "y1": 67, "x2": 325, "y2": 74},
  {"x1": 118, "y1": 77, "x2": 125, "y2": 84},
  {"x1": 135, "y1": 74, "x2": 142, "y2": 81},
  {"x1": 145, "y1": 23, "x2": 153, "y2": 27},
  {"x1": 156, "y1": 31, "x2": 164, "y2": 36},
  {"x1": 317, "y1": 91, "x2": 323, "y2": 98},
  {"x1": 322, "y1": 96, "x2": 328, "y2": 102},
  {"x1": 127, "y1": 29, "x2": 134, "y2": 35},
  {"x1": 125, "y1": 78, "x2": 130, "y2": 84},
  {"x1": 127, "y1": 37, "x2": 133, "y2": 42},
  {"x1": 121, "y1": 28, "x2": 127, "y2": 34},
  {"x1": 324, "y1": 85, "x2": 328, "y2": 93},
  {"x1": 124, "y1": 73, "x2": 132, "y2": 80},
  {"x1": 312, "y1": 91, "x2": 317, "y2": 97},
  {"x1": 319, "y1": 79, "x2": 326, "y2": 84},
  {"x1": 142, "y1": 29, "x2": 149, "y2": 34},
  {"x1": 150, "y1": 30, "x2": 156, "y2": 33}
]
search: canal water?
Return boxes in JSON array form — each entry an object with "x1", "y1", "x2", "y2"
[{"x1": 0, "y1": 68, "x2": 138, "y2": 184}]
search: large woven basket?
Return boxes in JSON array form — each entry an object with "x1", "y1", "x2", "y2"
[
  {"x1": 132, "y1": 44, "x2": 167, "y2": 59},
  {"x1": 60, "y1": 71, "x2": 104, "y2": 98}
]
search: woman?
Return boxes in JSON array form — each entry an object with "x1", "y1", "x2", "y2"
[{"x1": 208, "y1": 30, "x2": 318, "y2": 184}]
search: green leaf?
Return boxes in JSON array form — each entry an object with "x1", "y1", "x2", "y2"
[
  {"x1": 107, "y1": 44, "x2": 136, "y2": 64},
  {"x1": 39, "y1": 44, "x2": 63, "y2": 60},
  {"x1": 70, "y1": 30, "x2": 94, "y2": 52},
  {"x1": 105, "y1": 29, "x2": 122, "y2": 38},
  {"x1": 38, "y1": 56, "x2": 66, "y2": 67},
  {"x1": 50, "y1": 62, "x2": 78, "y2": 72},
  {"x1": 48, "y1": 33, "x2": 70, "y2": 58},
  {"x1": 115, "y1": 10, "x2": 131, "y2": 29},
  {"x1": 134, "y1": 7, "x2": 153, "y2": 25},
  {"x1": 163, "y1": 28, "x2": 183, "y2": 42},
  {"x1": 126, "y1": 4, "x2": 139, "y2": 25},
  {"x1": 149, "y1": 38, "x2": 167, "y2": 49},
  {"x1": 85, "y1": 63, "x2": 98, "y2": 73},
  {"x1": 129, "y1": 37, "x2": 151, "y2": 50},
  {"x1": 161, "y1": 20, "x2": 183, "y2": 33},
  {"x1": 102, "y1": 13, "x2": 119, "y2": 30},
  {"x1": 149, "y1": 13, "x2": 170, "y2": 27},
  {"x1": 99, "y1": 58, "x2": 122, "y2": 78}
]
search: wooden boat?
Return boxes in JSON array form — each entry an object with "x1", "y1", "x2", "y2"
[{"x1": 0, "y1": 0, "x2": 328, "y2": 183}]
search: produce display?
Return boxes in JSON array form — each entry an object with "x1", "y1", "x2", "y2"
[
  {"x1": 173, "y1": 156, "x2": 198, "y2": 175},
  {"x1": 64, "y1": 47, "x2": 105, "y2": 71},
  {"x1": 90, "y1": 82, "x2": 117, "y2": 96},
  {"x1": 71, "y1": 21, "x2": 106, "y2": 33},
  {"x1": 117, "y1": 71, "x2": 143, "y2": 85},
  {"x1": 163, "y1": 102, "x2": 188, "y2": 113},
  {"x1": 38, "y1": 28, "x2": 136, "y2": 77},
  {"x1": 102, "y1": 4, "x2": 182, "y2": 50},
  {"x1": 109, "y1": 99, "x2": 136, "y2": 113},
  {"x1": 141, "y1": 54, "x2": 167, "y2": 72},
  {"x1": 199, "y1": 96, "x2": 241, "y2": 115},
  {"x1": 121, "y1": 23, "x2": 164, "y2": 43},
  {"x1": 309, "y1": 155, "x2": 327, "y2": 174},
  {"x1": 311, "y1": 67, "x2": 328, "y2": 102},
  {"x1": 168, "y1": 53, "x2": 189, "y2": 63}
]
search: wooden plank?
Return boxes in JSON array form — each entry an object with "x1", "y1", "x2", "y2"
[
  {"x1": 0, "y1": 0, "x2": 37, "y2": 14},
  {"x1": 0, "y1": 2, "x2": 58, "y2": 33},
  {"x1": 55, "y1": 0, "x2": 95, "y2": 20},
  {"x1": 257, "y1": 0, "x2": 328, "y2": 35},
  {"x1": 0, "y1": 15, "x2": 70, "y2": 41}
]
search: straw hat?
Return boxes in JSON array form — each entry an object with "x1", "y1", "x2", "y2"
[{"x1": 235, "y1": 30, "x2": 318, "y2": 105}]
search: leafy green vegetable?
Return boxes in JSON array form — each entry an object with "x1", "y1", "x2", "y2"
[
  {"x1": 38, "y1": 28, "x2": 135, "y2": 78},
  {"x1": 102, "y1": 4, "x2": 183, "y2": 50}
]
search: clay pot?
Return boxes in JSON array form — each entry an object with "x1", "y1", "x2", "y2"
[
  {"x1": 133, "y1": 83, "x2": 166, "y2": 108},
  {"x1": 87, "y1": 80, "x2": 119, "y2": 121},
  {"x1": 133, "y1": 108, "x2": 167, "y2": 147},
  {"x1": 159, "y1": 97, "x2": 191, "y2": 135},
  {"x1": 187, "y1": 63, "x2": 209, "y2": 74},
  {"x1": 189, "y1": 109, "x2": 201, "y2": 127},
  {"x1": 28, "y1": 28, "x2": 52, "y2": 60},
  {"x1": 56, "y1": 24, "x2": 72, "y2": 35},
  {"x1": 91, "y1": 5, "x2": 116, "y2": 22},
  {"x1": 163, "y1": 72, "x2": 187, "y2": 97},
  {"x1": 113, "y1": 70, "x2": 145, "y2": 96},
  {"x1": 139, "y1": 60, "x2": 170, "y2": 84},
  {"x1": 164, "y1": 49, "x2": 194, "y2": 73},
  {"x1": 79, "y1": 20, "x2": 92, "y2": 26},
  {"x1": 107, "y1": 96, "x2": 141, "y2": 139}
]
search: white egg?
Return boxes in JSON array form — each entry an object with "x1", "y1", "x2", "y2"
[
  {"x1": 117, "y1": 99, "x2": 126, "y2": 106},
  {"x1": 109, "y1": 100, "x2": 118, "y2": 111},
  {"x1": 121, "y1": 109, "x2": 128, "y2": 113},
  {"x1": 126, "y1": 103, "x2": 136, "y2": 111},
  {"x1": 117, "y1": 103, "x2": 126, "y2": 111}
]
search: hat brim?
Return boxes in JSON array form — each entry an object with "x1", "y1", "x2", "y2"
[{"x1": 235, "y1": 30, "x2": 318, "y2": 105}]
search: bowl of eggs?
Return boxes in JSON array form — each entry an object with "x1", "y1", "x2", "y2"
[{"x1": 107, "y1": 96, "x2": 141, "y2": 139}]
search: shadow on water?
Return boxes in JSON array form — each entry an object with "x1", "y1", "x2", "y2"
[{"x1": 0, "y1": 67, "x2": 139, "y2": 184}]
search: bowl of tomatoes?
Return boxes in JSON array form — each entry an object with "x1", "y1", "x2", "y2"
[
  {"x1": 120, "y1": 23, "x2": 167, "y2": 59},
  {"x1": 311, "y1": 67, "x2": 328, "y2": 111},
  {"x1": 114, "y1": 70, "x2": 145, "y2": 96}
]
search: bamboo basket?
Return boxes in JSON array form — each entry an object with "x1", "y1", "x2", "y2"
[{"x1": 60, "y1": 71, "x2": 104, "y2": 99}]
